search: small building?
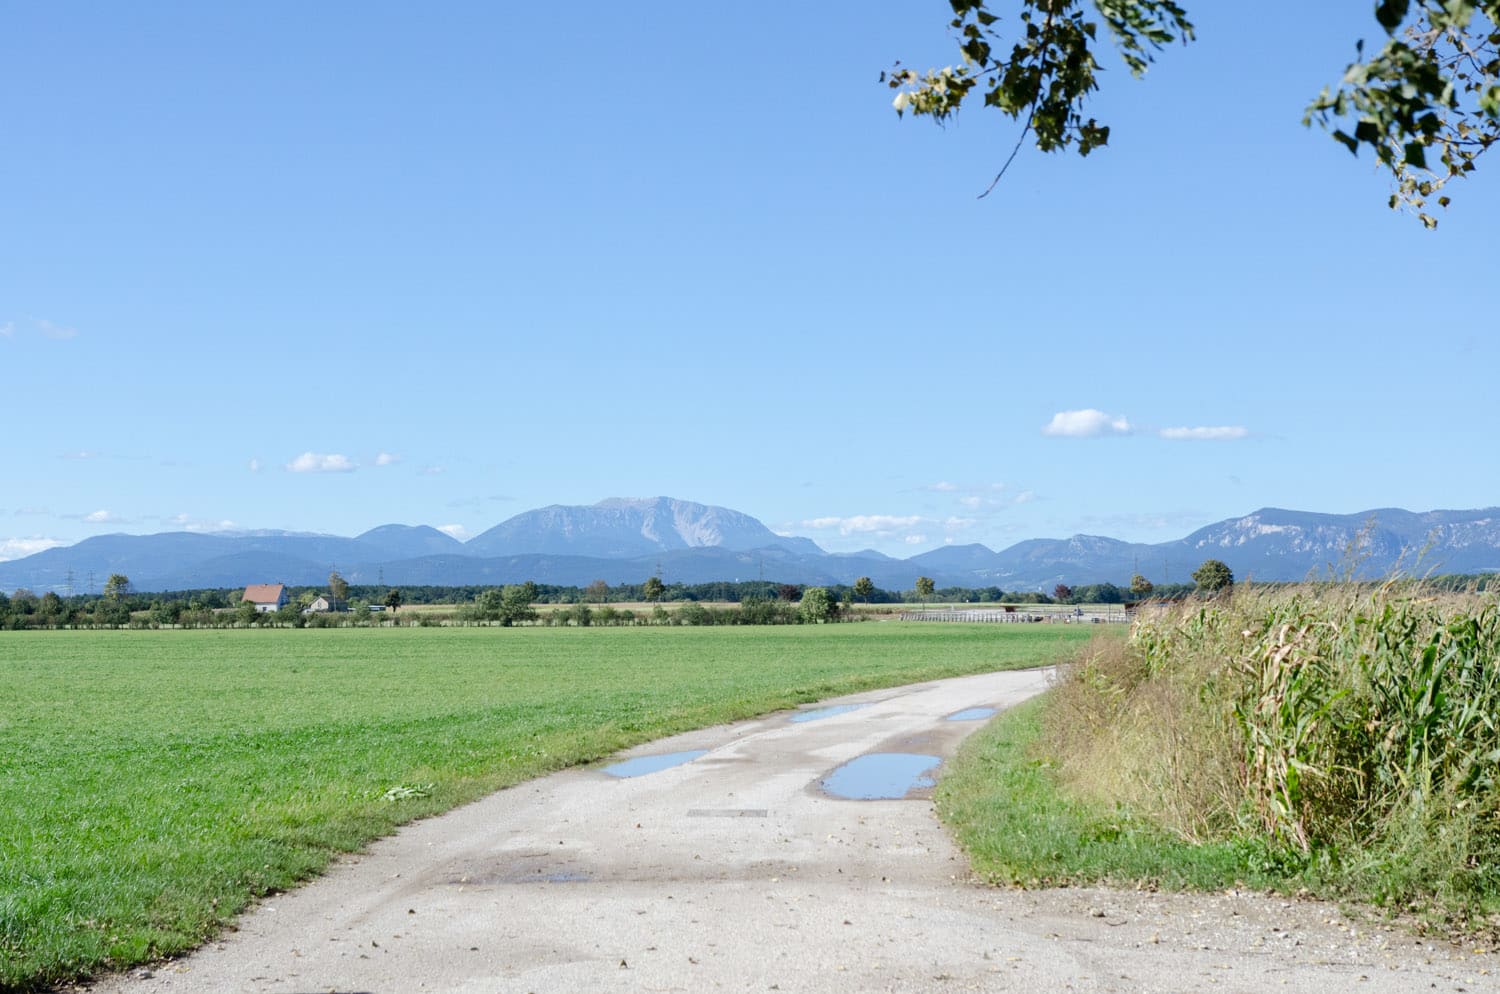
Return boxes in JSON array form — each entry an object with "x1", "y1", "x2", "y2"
[
  {"x1": 304, "y1": 595, "x2": 345, "y2": 614},
  {"x1": 243, "y1": 583, "x2": 288, "y2": 613}
]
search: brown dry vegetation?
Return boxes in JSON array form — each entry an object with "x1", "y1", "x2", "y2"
[{"x1": 1038, "y1": 582, "x2": 1500, "y2": 918}]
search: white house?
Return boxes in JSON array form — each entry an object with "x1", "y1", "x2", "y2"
[{"x1": 242, "y1": 583, "x2": 288, "y2": 613}]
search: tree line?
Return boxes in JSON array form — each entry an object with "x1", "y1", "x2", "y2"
[{"x1": 6, "y1": 558, "x2": 1467, "y2": 630}]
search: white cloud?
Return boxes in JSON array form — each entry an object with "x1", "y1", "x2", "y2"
[
  {"x1": 802, "y1": 514, "x2": 925, "y2": 536},
  {"x1": 168, "y1": 514, "x2": 237, "y2": 533},
  {"x1": 0, "y1": 318, "x2": 78, "y2": 341},
  {"x1": 1159, "y1": 425, "x2": 1250, "y2": 441},
  {"x1": 939, "y1": 483, "x2": 1034, "y2": 513},
  {"x1": 436, "y1": 523, "x2": 471, "y2": 541},
  {"x1": 248, "y1": 458, "x2": 262, "y2": 472},
  {"x1": 905, "y1": 534, "x2": 927, "y2": 545},
  {"x1": 1042, "y1": 409, "x2": 1133, "y2": 438},
  {"x1": 63, "y1": 450, "x2": 99, "y2": 460},
  {"x1": 924, "y1": 481, "x2": 959, "y2": 492},
  {"x1": 37, "y1": 319, "x2": 78, "y2": 341},
  {"x1": 943, "y1": 516, "x2": 977, "y2": 529},
  {"x1": 285, "y1": 452, "x2": 356, "y2": 473},
  {"x1": 375, "y1": 452, "x2": 400, "y2": 467},
  {"x1": 0, "y1": 536, "x2": 63, "y2": 562},
  {"x1": 84, "y1": 509, "x2": 124, "y2": 524},
  {"x1": 421, "y1": 465, "x2": 445, "y2": 476}
]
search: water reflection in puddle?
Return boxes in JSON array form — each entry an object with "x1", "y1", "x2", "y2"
[
  {"x1": 789, "y1": 703, "x2": 868, "y2": 723},
  {"x1": 602, "y1": 750, "x2": 708, "y2": 778},
  {"x1": 543, "y1": 871, "x2": 591, "y2": 883},
  {"x1": 820, "y1": 753, "x2": 940, "y2": 799},
  {"x1": 947, "y1": 707, "x2": 997, "y2": 721}
]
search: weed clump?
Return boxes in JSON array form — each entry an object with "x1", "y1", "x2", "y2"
[{"x1": 1042, "y1": 582, "x2": 1500, "y2": 916}]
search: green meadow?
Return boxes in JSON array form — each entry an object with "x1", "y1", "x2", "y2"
[{"x1": 0, "y1": 623, "x2": 1090, "y2": 990}]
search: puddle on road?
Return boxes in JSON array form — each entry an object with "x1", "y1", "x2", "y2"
[
  {"x1": 542, "y1": 871, "x2": 591, "y2": 883},
  {"x1": 820, "y1": 753, "x2": 941, "y2": 800},
  {"x1": 452, "y1": 869, "x2": 591, "y2": 886},
  {"x1": 789, "y1": 703, "x2": 868, "y2": 723},
  {"x1": 947, "y1": 707, "x2": 997, "y2": 721},
  {"x1": 602, "y1": 750, "x2": 708, "y2": 778}
]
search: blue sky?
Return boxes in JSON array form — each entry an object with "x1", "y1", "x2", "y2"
[{"x1": 3, "y1": 2, "x2": 1496, "y2": 562}]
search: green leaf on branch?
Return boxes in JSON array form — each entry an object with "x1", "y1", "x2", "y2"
[{"x1": 1375, "y1": 0, "x2": 1410, "y2": 33}]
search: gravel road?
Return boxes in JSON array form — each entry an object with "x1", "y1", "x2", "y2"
[{"x1": 87, "y1": 668, "x2": 1494, "y2": 994}]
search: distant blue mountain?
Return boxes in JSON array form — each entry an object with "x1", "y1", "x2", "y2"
[
  {"x1": 2, "y1": 501, "x2": 1498, "y2": 594},
  {"x1": 355, "y1": 524, "x2": 465, "y2": 559},
  {"x1": 465, "y1": 497, "x2": 823, "y2": 558}
]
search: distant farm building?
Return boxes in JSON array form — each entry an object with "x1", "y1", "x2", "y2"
[
  {"x1": 242, "y1": 583, "x2": 288, "y2": 613},
  {"x1": 304, "y1": 594, "x2": 345, "y2": 614}
]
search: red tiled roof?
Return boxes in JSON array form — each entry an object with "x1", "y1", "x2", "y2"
[{"x1": 243, "y1": 583, "x2": 285, "y2": 604}]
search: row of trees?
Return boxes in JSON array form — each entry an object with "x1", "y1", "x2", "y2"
[
  {"x1": 0, "y1": 559, "x2": 1245, "y2": 630},
  {"x1": 1045, "y1": 560, "x2": 1234, "y2": 604}
]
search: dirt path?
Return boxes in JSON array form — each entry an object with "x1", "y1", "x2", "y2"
[{"x1": 89, "y1": 669, "x2": 1492, "y2": 994}]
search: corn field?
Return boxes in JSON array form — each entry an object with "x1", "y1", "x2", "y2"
[{"x1": 1049, "y1": 582, "x2": 1500, "y2": 911}]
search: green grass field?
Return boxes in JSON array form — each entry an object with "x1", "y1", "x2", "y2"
[{"x1": 0, "y1": 623, "x2": 1089, "y2": 990}]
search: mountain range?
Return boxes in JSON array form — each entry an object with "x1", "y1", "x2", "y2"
[{"x1": 2, "y1": 497, "x2": 1498, "y2": 595}]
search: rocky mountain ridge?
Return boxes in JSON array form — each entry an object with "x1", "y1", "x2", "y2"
[{"x1": 2, "y1": 500, "x2": 1497, "y2": 594}]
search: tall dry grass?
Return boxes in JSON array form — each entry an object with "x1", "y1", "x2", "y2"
[{"x1": 1042, "y1": 581, "x2": 1500, "y2": 908}]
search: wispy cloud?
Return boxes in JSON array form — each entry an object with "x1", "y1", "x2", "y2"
[
  {"x1": 83, "y1": 509, "x2": 126, "y2": 524},
  {"x1": 62, "y1": 450, "x2": 100, "y2": 460},
  {"x1": 1159, "y1": 425, "x2": 1250, "y2": 441},
  {"x1": 801, "y1": 514, "x2": 925, "y2": 536},
  {"x1": 167, "y1": 513, "x2": 237, "y2": 533},
  {"x1": 446, "y1": 494, "x2": 513, "y2": 509},
  {"x1": 905, "y1": 534, "x2": 927, "y2": 545},
  {"x1": 1042, "y1": 409, "x2": 1133, "y2": 438},
  {"x1": 38, "y1": 319, "x2": 78, "y2": 341},
  {"x1": 0, "y1": 536, "x2": 63, "y2": 561},
  {"x1": 375, "y1": 452, "x2": 400, "y2": 467},
  {"x1": 1, "y1": 318, "x2": 80, "y2": 342},
  {"x1": 1075, "y1": 509, "x2": 1211, "y2": 535},
  {"x1": 927, "y1": 482, "x2": 1034, "y2": 514},
  {"x1": 248, "y1": 458, "x2": 263, "y2": 473},
  {"x1": 420, "y1": 465, "x2": 445, "y2": 476},
  {"x1": 285, "y1": 452, "x2": 356, "y2": 473},
  {"x1": 436, "y1": 523, "x2": 471, "y2": 541}
]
